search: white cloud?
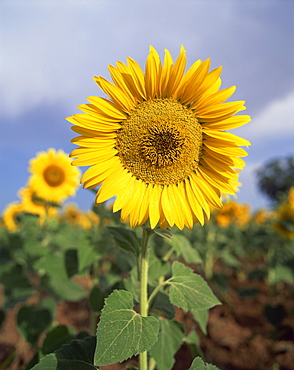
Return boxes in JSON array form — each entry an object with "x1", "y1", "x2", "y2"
[
  {"x1": 2, "y1": 0, "x2": 293, "y2": 119},
  {"x1": 238, "y1": 86, "x2": 294, "y2": 142}
]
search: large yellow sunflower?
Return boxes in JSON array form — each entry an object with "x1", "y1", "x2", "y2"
[
  {"x1": 68, "y1": 46, "x2": 251, "y2": 229},
  {"x1": 28, "y1": 148, "x2": 81, "y2": 204}
]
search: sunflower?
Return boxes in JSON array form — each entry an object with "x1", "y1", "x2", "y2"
[
  {"x1": 2, "y1": 202, "x2": 24, "y2": 232},
  {"x1": 214, "y1": 201, "x2": 251, "y2": 228},
  {"x1": 274, "y1": 203, "x2": 294, "y2": 239},
  {"x1": 28, "y1": 148, "x2": 81, "y2": 204},
  {"x1": 60, "y1": 203, "x2": 100, "y2": 230},
  {"x1": 68, "y1": 46, "x2": 251, "y2": 229},
  {"x1": 18, "y1": 185, "x2": 58, "y2": 222}
]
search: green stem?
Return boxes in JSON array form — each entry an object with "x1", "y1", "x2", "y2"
[
  {"x1": 162, "y1": 246, "x2": 176, "y2": 261},
  {"x1": 147, "y1": 280, "x2": 169, "y2": 307},
  {"x1": 148, "y1": 357, "x2": 157, "y2": 370},
  {"x1": 139, "y1": 227, "x2": 152, "y2": 370}
]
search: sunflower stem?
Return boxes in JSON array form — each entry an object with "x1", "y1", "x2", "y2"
[{"x1": 139, "y1": 227, "x2": 152, "y2": 370}]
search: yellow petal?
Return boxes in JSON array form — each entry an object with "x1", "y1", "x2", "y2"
[
  {"x1": 113, "y1": 174, "x2": 136, "y2": 212},
  {"x1": 185, "y1": 179, "x2": 204, "y2": 225},
  {"x1": 96, "y1": 165, "x2": 129, "y2": 204},
  {"x1": 94, "y1": 76, "x2": 134, "y2": 112},
  {"x1": 204, "y1": 130, "x2": 251, "y2": 147},
  {"x1": 161, "y1": 186, "x2": 175, "y2": 227},
  {"x1": 203, "y1": 114, "x2": 251, "y2": 130},
  {"x1": 145, "y1": 46, "x2": 161, "y2": 98},
  {"x1": 189, "y1": 173, "x2": 211, "y2": 218},
  {"x1": 126, "y1": 57, "x2": 147, "y2": 100},
  {"x1": 109, "y1": 64, "x2": 139, "y2": 103},
  {"x1": 196, "y1": 86, "x2": 236, "y2": 110},
  {"x1": 87, "y1": 96, "x2": 127, "y2": 119},
  {"x1": 149, "y1": 184, "x2": 162, "y2": 229}
]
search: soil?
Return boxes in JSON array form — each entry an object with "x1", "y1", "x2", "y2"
[{"x1": 1, "y1": 261, "x2": 294, "y2": 370}]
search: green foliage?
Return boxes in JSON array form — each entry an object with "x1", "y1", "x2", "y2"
[
  {"x1": 149, "y1": 290, "x2": 175, "y2": 320},
  {"x1": 172, "y1": 233, "x2": 202, "y2": 264},
  {"x1": 167, "y1": 261, "x2": 221, "y2": 311},
  {"x1": 17, "y1": 305, "x2": 52, "y2": 346},
  {"x1": 191, "y1": 309, "x2": 209, "y2": 335},
  {"x1": 107, "y1": 226, "x2": 141, "y2": 257},
  {"x1": 1, "y1": 197, "x2": 294, "y2": 370},
  {"x1": 31, "y1": 336, "x2": 96, "y2": 370},
  {"x1": 188, "y1": 357, "x2": 220, "y2": 370},
  {"x1": 94, "y1": 290, "x2": 159, "y2": 366},
  {"x1": 149, "y1": 318, "x2": 184, "y2": 370}
]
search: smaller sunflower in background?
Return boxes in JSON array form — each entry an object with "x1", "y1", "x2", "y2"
[
  {"x1": 18, "y1": 185, "x2": 58, "y2": 223},
  {"x1": 2, "y1": 202, "x2": 24, "y2": 232},
  {"x1": 60, "y1": 203, "x2": 100, "y2": 230},
  {"x1": 28, "y1": 148, "x2": 81, "y2": 204},
  {"x1": 274, "y1": 188, "x2": 294, "y2": 239},
  {"x1": 214, "y1": 201, "x2": 251, "y2": 228}
]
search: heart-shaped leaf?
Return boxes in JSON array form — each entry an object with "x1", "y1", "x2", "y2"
[
  {"x1": 94, "y1": 290, "x2": 159, "y2": 366},
  {"x1": 167, "y1": 262, "x2": 220, "y2": 311}
]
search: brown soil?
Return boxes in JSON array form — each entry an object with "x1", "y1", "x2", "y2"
[{"x1": 1, "y1": 264, "x2": 294, "y2": 370}]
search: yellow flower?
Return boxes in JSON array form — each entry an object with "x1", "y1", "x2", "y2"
[
  {"x1": 253, "y1": 208, "x2": 274, "y2": 226},
  {"x1": 18, "y1": 185, "x2": 58, "y2": 224},
  {"x1": 288, "y1": 187, "x2": 294, "y2": 207},
  {"x1": 60, "y1": 203, "x2": 100, "y2": 230},
  {"x1": 215, "y1": 201, "x2": 251, "y2": 228},
  {"x1": 2, "y1": 202, "x2": 24, "y2": 232},
  {"x1": 28, "y1": 148, "x2": 81, "y2": 204},
  {"x1": 274, "y1": 203, "x2": 294, "y2": 239},
  {"x1": 68, "y1": 46, "x2": 251, "y2": 229}
]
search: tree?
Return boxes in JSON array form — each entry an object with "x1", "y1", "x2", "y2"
[{"x1": 256, "y1": 156, "x2": 294, "y2": 203}]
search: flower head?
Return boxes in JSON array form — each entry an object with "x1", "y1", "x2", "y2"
[
  {"x1": 274, "y1": 203, "x2": 294, "y2": 239},
  {"x1": 60, "y1": 203, "x2": 100, "y2": 230},
  {"x1": 215, "y1": 201, "x2": 251, "y2": 228},
  {"x1": 28, "y1": 148, "x2": 80, "y2": 204},
  {"x1": 2, "y1": 202, "x2": 24, "y2": 232},
  {"x1": 18, "y1": 185, "x2": 58, "y2": 223},
  {"x1": 68, "y1": 46, "x2": 251, "y2": 229}
]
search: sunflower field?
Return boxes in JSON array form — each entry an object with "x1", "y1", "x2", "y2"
[
  {"x1": 1, "y1": 47, "x2": 294, "y2": 370},
  {"x1": 1, "y1": 169, "x2": 294, "y2": 370}
]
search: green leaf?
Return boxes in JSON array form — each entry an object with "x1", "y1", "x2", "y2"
[
  {"x1": 185, "y1": 329, "x2": 204, "y2": 359},
  {"x1": 149, "y1": 318, "x2": 184, "y2": 370},
  {"x1": 42, "y1": 325, "x2": 74, "y2": 355},
  {"x1": 153, "y1": 228, "x2": 173, "y2": 241},
  {"x1": 123, "y1": 266, "x2": 140, "y2": 303},
  {"x1": 94, "y1": 290, "x2": 159, "y2": 366},
  {"x1": 34, "y1": 253, "x2": 87, "y2": 301},
  {"x1": 220, "y1": 250, "x2": 240, "y2": 268},
  {"x1": 107, "y1": 226, "x2": 140, "y2": 257},
  {"x1": 77, "y1": 240, "x2": 100, "y2": 274},
  {"x1": 268, "y1": 265, "x2": 294, "y2": 285},
  {"x1": 167, "y1": 261, "x2": 221, "y2": 311},
  {"x1": 32, "y1": 336, "x2": 97, "y2": 370},
  {"x1": 172, "y1": 234, "x2": 202, "y2": 263},
  {"x1": 89, "y1": 285, "x2": 107, "y2": 313},
  {"x1": 191, "y1": 309, "x2": 209, "y2": 335},
  {"x1": 188, "y1": 357, "x2": 220, "y2": 370},
  {"x1": 185, "y1": 329, "x2": 200, "y2": 346},
  {"x1": 65, "y1": 249, "x2": 78, "y2": 278},
  {"x1": 148, "y1": 248, "x2": 170, "y2": 286},
  {"x1": 17, "y1": 305, "x2": 52, "y2": 346},
  {"x1": 149, "y1": 290, "x2": 175, "y2": 320}
]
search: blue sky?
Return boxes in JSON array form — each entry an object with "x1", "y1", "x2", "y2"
[{"x1": 1, "y1": 0, "x2": 294, "y2": 214}]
